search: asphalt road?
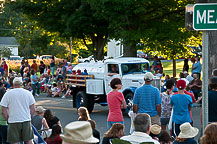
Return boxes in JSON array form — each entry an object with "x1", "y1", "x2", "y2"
[{"x1": 35, "y1": 93, "x2": 202, "y2": 143}]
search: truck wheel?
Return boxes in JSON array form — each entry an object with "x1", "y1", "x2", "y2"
[
  {"x1": 76, "y1": 91, "x2": 94, "y2": 113},
  {"x1": 125, "y1": 93, "x2": 134, "y2": 113}
]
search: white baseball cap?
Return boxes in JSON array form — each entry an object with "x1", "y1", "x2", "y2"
[{"x1": 144, "y1": 72, "x2": 154, "y2": 81}]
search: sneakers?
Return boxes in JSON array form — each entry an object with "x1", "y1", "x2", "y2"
[
  {"x1": 36, "y1": 94, "x2": 39, "y2": 97},
  {"x1": 61, "y1": 95, "x2": 66, "y2": 99}
]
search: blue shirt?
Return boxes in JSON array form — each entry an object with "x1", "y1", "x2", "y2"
[
  {"x1": 133, "y1": 84, "x2": 161, "y2": 117},
  {"x1": 192, "y1": 61, "x2": 201, "y2": 74},
  {"x1": 170, "y1": 94, "x2": 193, "y2": 124},
  {"x1": 0, "y1": 67, "x2": 4, "y2": 76},
  {"x1": 31, "y1": 74, "x2": 38, "y2": 84}
]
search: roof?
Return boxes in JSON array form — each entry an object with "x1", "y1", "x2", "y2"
[
  {"x1": 0, "y1": 37, "x2": 19, "y2": 46},
  {"x1": 105, "y1": 57, "x2": 150, "y2": 64}
]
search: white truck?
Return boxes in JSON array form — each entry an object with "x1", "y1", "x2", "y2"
[{"x1": 66, "y1": 57, "x2": 161, "y2": 113}]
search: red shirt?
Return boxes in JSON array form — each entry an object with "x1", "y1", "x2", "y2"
[
  {"x1": 3, "y1": 63, "x2": 8, "y2": 71},
  {"x1": 47, "y1": 69, "x2": 51, "y2": 75},
  {"x1": 46, "y1": 135, "x2": 62, "y2": 144},
  {"x1": 107, "y1": 91, "x2": 124, "y2": 122},
  {"x1": 31, "y1": 63, "x2": 38, "y2": 72}
]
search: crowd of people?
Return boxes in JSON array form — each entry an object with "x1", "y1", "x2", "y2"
[{"x1": 0, "y1": 56, "x2": 217, "y2": 144}]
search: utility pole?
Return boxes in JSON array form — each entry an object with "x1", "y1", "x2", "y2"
[{"x1": 70, "y1": 37, "x2": 72, "y2": 63}]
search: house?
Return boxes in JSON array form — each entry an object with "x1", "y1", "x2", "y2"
[{"x1": 0, "y1": 37, "x2": 19, "y2": 56}]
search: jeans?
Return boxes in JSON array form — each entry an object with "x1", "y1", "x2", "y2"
[
  {"x1": 0, "y1": 125, "x2": 9, "y2": 144},
  {"x1": 32, "y1": 82, "x2": 40, "y2": 96},
  {"x1": 171, "y1": 122, "x2": 181, "y2": 138},
  {"x1": 192, "y1": 89, "x2": 201, "y2": 100},
  {"x1": 107, "y1": 121, "x2": 124, "y2": 130},
  {"x1": 51, "y1": 66, "x2": 55, "y2": 77}
]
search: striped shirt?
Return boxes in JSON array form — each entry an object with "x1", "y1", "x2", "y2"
[{"x1": 133, "y1": 84, "x2": 161, "y2": 117}]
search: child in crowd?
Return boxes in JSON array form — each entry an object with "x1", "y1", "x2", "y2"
[
  {"x1": 102, "y1": 123, "x2": 125, "y2": 144},
  {"x1": 159, "y1": 130, "x2": 173, "y2": 144},
  {"x1": 23, "y1": 73, "x2": 29, "y2": 87},
  {"x1": 47, "y1": 83, "x2": 58, "y2": 97},
  {"x1": 66, "y1": 63, "x2": 72, "y2": 74},
  {"x1": 88, "y1": 120, "x2": 100, "y2": 144},
  {"x1": 150, "y1": 124, "x2": 162, "y2": 141},
  {"x1": 56, "y1": 65, "x2": 62, "y2": 76},
  {"x1": 24, "y1": 82, "x2": 32, "y2": 92},
  {"x1": 78, "y1": 107, "x2": 91, "y2": 121},
  {"x1": 61, "y1": 85, "x2": 71, "y2": 99},
  {"x1": 46, "y1": 124, "x2": 62, "y2": 144},
  {"x1": 47, "y1": 66, "x2": 51, "y2": 76},
  {"x1": 52, "y1": 82, "x2": 63, "y2": 97},
  {"x1": 128, "y1": 100, "x2": 136, "y2": 134}
]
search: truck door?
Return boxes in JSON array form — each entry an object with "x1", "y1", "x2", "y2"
[{"x1": 104, "y1": 64, "x2": 121, "y2": 94}]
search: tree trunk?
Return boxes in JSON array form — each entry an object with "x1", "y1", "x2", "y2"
[
  {"x1": 123, "y1": 43, "x2": 137, "y2": 57},
  {"x1": 173, "y1": 58, "x2": 176, "y2": 78},
  {"x1": 91, "y1": 34, "x2": 107, "y2": 60}
]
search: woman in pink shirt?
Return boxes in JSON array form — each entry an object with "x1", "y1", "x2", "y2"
[{"x1": 107, "y1": 78, "x2": 127, "y2": 130}]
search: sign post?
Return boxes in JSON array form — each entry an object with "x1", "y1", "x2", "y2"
[{"x1": 193, "y1": 3, "x2": 217, "y2": 132}]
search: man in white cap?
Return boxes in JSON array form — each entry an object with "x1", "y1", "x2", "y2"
[
  {"x1": 0, "y1": 77, "x2": 35, "y2": 144},
  {"x1": 133, "y1": 72, "x2": 161, "y2": 125}
]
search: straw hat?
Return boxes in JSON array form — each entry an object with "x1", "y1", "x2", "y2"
[
  {"x1": 60, "y1": 121, "x2": 99, "y2": 144},
  {"x1": 178, "y1": 122, "x2": 199, "y2": 138},
  {"x1": 150, "y1": 124, "x2": 161, "y2": 135}
]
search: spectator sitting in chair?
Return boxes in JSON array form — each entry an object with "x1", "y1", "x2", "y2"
[
  {"x1": 188, "y1": 73, "x2": 202, "y2": 101},
  {"x1": 31, "y1": 106, "x2": 49, "y2": 131},
  {"x1": 121, "y1": 113, "x2": 160, "y2": 144}
]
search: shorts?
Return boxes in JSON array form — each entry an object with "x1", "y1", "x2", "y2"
[
  {"x1": 160, "y1": 118, "x2": 170, "y2": 125},
  {"x1": 151, "y1": 115, "x2": 161, "y2": 125},
  {"x1": 7, "y1": 121, "x2": 34, "y2": 143},
  {"x1": 107, "y1": 121, "x2": 124, "y2": 130}
]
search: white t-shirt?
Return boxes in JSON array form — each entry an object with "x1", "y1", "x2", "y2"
[
  {"x1": 121, "y1": 132, "x2": 160, "y2": 144},
  {"x1": 0, "y1": 88, "x2": 35, "y2": 123}
]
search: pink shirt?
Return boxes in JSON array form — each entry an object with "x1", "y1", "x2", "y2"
[{"x1": 107, "y1": 91, "x2": 124, "y2": 122}]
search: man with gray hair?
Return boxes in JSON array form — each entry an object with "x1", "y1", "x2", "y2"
[
  {"x1": 133, "y1": 72, "x2": 161, "y2": 125},
  {"x1": 1, "y1": 77, "x2": 35, "y2": 144},
  {"x1": 121, "y1": 113, "x2": 160, "y2": 144}
]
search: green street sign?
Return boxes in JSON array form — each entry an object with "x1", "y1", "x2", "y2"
[{"x1": 193, "y1": 3, "x2": 217, "y2": 30}]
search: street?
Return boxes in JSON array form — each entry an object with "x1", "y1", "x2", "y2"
[{"x1": 35, "y1": 93, "x2": 202, "y2": 143}]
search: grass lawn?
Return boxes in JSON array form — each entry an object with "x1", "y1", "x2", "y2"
[{"x1": 151, "y1": 59, "x2": 194, "y2": 78}]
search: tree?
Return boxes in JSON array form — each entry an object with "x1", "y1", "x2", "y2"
[
  {"x1": 0, "y1": 46, "x2": 12, "y2": 58},
  {"x1": 90, "y1": 0, "x2": 196, "y2": 59},
  {"x1": 13, "y1": 0, "x2": 109, "y2": 60},
  {"x1": 0, "y1": 2, "x2": 70, "y2": 59}
]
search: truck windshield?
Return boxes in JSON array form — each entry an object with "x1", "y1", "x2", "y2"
[{"x1": 121, "y1": 63, "x2": 150, "y2": 75}]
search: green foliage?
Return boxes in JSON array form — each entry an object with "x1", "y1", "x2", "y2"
[
  {"x1": 13, "y1": 0, "x2": 109, "y2": 60},
  {"x1": 46, "y1": 42, "x2": 68, "y2": 58},
  {"x1": 0, "y1": 2, "x2": 67, "y2": 58},
  {"x1": 78, "y1": 49, "x2": 92, "y2": 58},
  {"x1": 0, "y1": 46, "x2": 12, "y2": 58},
  {"x1": 90, "y1": 0, "x2": 200, "y2": 58}
]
